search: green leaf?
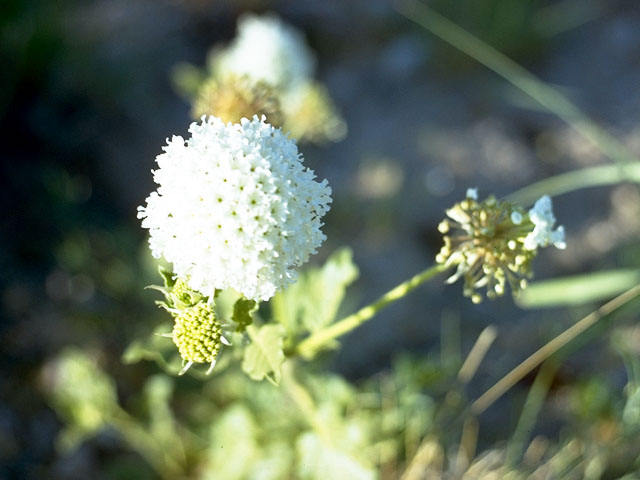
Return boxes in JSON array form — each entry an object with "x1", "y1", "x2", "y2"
[
  {"x1": 270, "y1": 278, "x2": 305, "y2": 334},
  {"x1": 516, "y1": 269, "x2": 640, "y2": 308},
  {"x1": 242, "y1": 325, "x2": 286, "y2": 385},
  {"x1": 232, "y1": 297, "x2": 257, "y2": 332},
  {"x1": 249, "y1": 442, "x2": 294, "y2": 480},
  {"x1": 272, "y1": 248, "x2": 359, "y2": 335},
  {"x1": 212, "y1": 288, "x2": 242, "y2": 321}
]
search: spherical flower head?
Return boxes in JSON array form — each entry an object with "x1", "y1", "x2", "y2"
[
  {"x1": 436, "y1": 190, "x2": 565, "y2": 302},
  {"x1": 215, "y1": 13, "x2": 315, "y2": 91},
  {"x1": 138, "y1": 115, "x2": 332, "y2": 302}
]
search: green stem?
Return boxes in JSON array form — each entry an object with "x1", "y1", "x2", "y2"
[
  {"x1": 111, "y1": 411, "x2": 185, "y2": 480},
  {"x1": 281, "y1": 362, "x2": 332, "y2": 443},
  {"x1": 293, "y1": 263, "x2": 447, "y2": 359}
]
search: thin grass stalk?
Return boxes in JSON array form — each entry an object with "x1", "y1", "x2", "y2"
[{"x1": 471, "y1": 284, "x2": 640, "y2": 415}]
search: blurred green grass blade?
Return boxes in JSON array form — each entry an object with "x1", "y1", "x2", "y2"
[
  {"x1": 506, "y1": 360, "x2": 558, "y2": 466},
  {"x1": 396, "y1": 0, "x2": 639, "y2": 166},
  {"x1": 517, "y1": 269, "x2": 640, "y2": 308},
  {"x1": 533, "y1": 0, "x2": 605, "y2": 37},
  {"x1": 506, "y1": 162, "x2": 640, "y2": 205}
]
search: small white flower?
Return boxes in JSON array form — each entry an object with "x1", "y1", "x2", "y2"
[
  {"x1": 510, "y1": 211, "x2": 523, "y2": 225},
  {"x1": 523, "y1": 195, "x2": 566, "y2": 250},
  {"x1": 550, "y1": 225, "x2": 566, "y2": 249},
  {"x1": 466, "y1": 187, "x2": 478, "y2": 200},
  {"x1": 138, "y1": 115, "x2": 332, "y2": 301},
  {"x1": 216, "y1": 13, "x2": 315, "y2": 91}
]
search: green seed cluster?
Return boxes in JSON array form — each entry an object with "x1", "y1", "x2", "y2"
[
  {"x1": 436, "y1": 195, "x2": 537, "y2": 303},
  {"x1": 172, "y1": 303, "x2": 222, "y2": 364}
]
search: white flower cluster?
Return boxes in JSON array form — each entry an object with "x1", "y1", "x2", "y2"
[
  {"x1": 216, "y1": 13, "x2": 315, "y2": 91},
  {"x1": 138, "y1": 115, "x2": 332, "y2": 302},
  {"x1": 524, "y1": 195, "x2": 566, "y2": 250}
]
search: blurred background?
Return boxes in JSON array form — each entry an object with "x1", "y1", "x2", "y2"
[{"x1": 2, "y1": 0, "x2": 640, "y2": 477}]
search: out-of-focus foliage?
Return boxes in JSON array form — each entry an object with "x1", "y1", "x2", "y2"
[
  {"x1": 46, "y1": 347, "x2": 440, "y2": 479},
  {"x1": 429, "y1": 0, "x2": 546, "y2": 61},
  {"x1": 47, "y1": 349, "x2": 119, "y2": 452}
]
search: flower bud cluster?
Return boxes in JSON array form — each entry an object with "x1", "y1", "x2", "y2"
[
  {"x1": 191, "y1": 74, "x2": 283, "y2": 127},
  {"x1": 436, "y1": 190, "x2": 565, "y2": 303},
  {"x1": 172, "y1": 303, "x2": 222, "y2": 367},
  {"x1": 154, "y1": 272, "x2": 225, "y2": 374}
]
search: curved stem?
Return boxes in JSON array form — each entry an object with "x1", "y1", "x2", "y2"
[{"x1": 292, "y1": 263, "x2": 447, "y2": 359}]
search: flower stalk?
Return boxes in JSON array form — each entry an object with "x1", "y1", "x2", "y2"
[{"x1": 292, "y1": 263, "x2": 447, "y2": 358}]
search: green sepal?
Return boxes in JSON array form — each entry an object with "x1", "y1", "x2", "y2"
[
  {"x1": 148, "y1": 268, "x2": 207, "y2": 316},
  {"x1": 169, "y1": 279, "x2": 204, "y2": 310},
  {"x1": 158, "y1": 265, "x2": 176, "y2": 288}
]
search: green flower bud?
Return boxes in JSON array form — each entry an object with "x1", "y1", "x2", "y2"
[{"x1": 172, "y1": 303, "x2": 222, "y2": 374}]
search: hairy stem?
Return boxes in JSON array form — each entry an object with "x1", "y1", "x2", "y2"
[{"x1": 293, "y1": 263, "x2": 447, "y2": 359}]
